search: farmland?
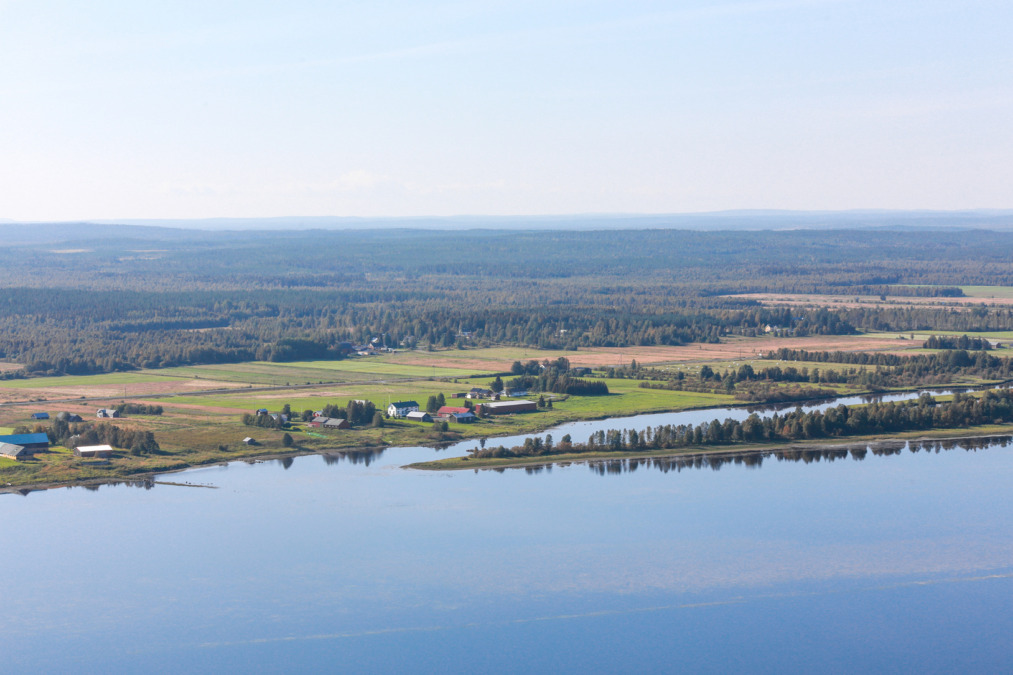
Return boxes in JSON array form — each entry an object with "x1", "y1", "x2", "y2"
[{"x1": 4, "y1": 326, "x2": 1010, "y2": 491}]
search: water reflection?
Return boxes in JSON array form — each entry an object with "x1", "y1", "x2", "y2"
[
  {"x1": 320, "y1": 448, "x2": 388, "y2": 466},
  {"x1": 572, "y1": 435, "x2": 1013, "y2": 477},
  {"x1": 1, "y1": 478, "x2": 157, "y2": 498}
]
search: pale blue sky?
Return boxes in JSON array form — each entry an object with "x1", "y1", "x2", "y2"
[{"x1": 1, "y1": 0, "x2": 1010, "y2": 220}]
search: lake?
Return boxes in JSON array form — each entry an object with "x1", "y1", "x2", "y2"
[{"x1": 1, "y1": 390, "x2": 1011, "y2": 673}]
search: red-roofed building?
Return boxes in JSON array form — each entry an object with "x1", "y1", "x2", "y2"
[{"x1": 436, "y1": 406, "x2": 470, "y2": 418}]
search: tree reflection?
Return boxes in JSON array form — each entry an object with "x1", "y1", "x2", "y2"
[{"x1": 569, "y1": 435, "x2": 1013, "y2": 476}]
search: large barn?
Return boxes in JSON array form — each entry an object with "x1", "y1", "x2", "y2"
[
  {"x1": 0, "y1": 433, "x2": 50, "y2": 452},
  {"x1": 480, "y1": 400, "x2": 537, "y2": 415}
]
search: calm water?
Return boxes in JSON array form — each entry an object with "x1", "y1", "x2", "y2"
[{"x1": 2, "y1": 390, "x2": 1012, "y2": 673}]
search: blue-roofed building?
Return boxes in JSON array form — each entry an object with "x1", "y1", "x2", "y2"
[
  {"x1": 0, "y1": 433, "x2": 50, "y2": 451},
  {"x1": 31, "y1": 412, "x2": 49, "y2": 420}
]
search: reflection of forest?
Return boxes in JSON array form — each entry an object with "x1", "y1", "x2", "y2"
[
  {"x1": 321, "y1": 449, "x2": 387, "y2": 466},
  {"x1": 560, "y1": 436, "x2": 1013, "y2": 476}
]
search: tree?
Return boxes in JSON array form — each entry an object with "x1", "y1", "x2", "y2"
[
  {"x1": 372, "y1": 411, "x2": 385, "y2": 427},
  {"x1": 491, "y1": 376, "x2": 504, "y2": 393},
  {"x1": 426, "y1": 395, "x2": 439, "y2": 413},
  {"x1": 282, "y1": 433, "x2": 294, "y2": 447}
]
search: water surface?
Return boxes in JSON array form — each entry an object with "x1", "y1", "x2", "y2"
[{"x1": 1, "y1": 389, "x2": 1010, "y2": 672}]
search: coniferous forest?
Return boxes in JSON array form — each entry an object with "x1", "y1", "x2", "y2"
[{"x1": 3, "y1": 224, "x2": 1013, "y2": 376}]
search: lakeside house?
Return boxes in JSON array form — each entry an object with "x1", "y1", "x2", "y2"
[
  {"x1": 448, "y1": 411, "x2": 476, "y2": 423},
  {"x1": 322, "y1": 418, "x2": 350, "y2": 429},
  {"x1": 0, "y1": 442, "x2": 30, "y2": 460},
  {"x1": 387, "y1": 401, "x2": 420, "y2": 418},
  {"x1": 75, "y1": 444, "x2": 113, "y2": 458}
]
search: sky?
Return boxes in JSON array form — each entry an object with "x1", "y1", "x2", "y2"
[{"x1": 1, "y1": 0, "x2": 1011, "y2": 220}]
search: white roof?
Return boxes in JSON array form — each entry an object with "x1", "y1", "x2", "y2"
[
  {"x1": 77, "y1": 444, "x2": 113, "y2": 452},
  {"x1": 483, "y1": 400, "x2": 536, "y2": 408}
]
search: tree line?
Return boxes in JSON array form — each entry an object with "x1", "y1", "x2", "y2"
[{"x1": 470, "y1": 390, "x2": 1013, "y2": 459}]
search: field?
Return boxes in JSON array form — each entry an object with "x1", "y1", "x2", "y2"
[{"x1": 725, "y1": 290, "x2": 1013, "y2": 310}]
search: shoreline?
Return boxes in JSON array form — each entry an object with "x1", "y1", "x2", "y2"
[{"x1": 0, "y1": 383, "x2": 1002, "y2": 494}]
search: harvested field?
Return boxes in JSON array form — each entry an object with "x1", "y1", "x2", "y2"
[
  {"x1": 554, "y1": 336, "x2": 919, "y2": 367},
  {"x1": 726, "y1": 292, "x2": 1013, "y2": 309},
  {"x1": 2, "y1": 378, "x2": 245, "y2": 399}
]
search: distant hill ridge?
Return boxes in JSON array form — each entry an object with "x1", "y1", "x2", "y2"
[{"x1": 1, "y1": 210, "x2": 1013, "y2": 245}]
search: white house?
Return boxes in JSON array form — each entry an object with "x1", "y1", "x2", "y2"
[{"x1": 387, "y1": 400, "x2": 420, "y2": 418}]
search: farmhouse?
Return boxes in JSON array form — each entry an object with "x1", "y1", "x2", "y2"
[
  {"x1": 31, "y1": 412, "x2": 49, "y2": 420},
  {"x1": 96, "y1": 408, "x2": 120, "y2": 418},
  {"x1": 57, "y1": 412, "x2": 83, "y2": 423},
  {"x1": 75, "y1": 444, "x2": 113, "y2": 458},
  {"x1": 242, "y1": 437, "x2": 256, "y2": 445},
  {"x1": 0, "y1": 433, "x2": 50, "y2": 452},
  {"x1": 387, "y1": 401, "x2": 420, "y2": 418},
  {"x1": 467, "y1": 388, "x2": 494, "y2": 399},
  {"x1": 0, "y1": 443, "x2": 30, "y2": 460},
  {"x1": 405, "y1": 411, "x2": 433, "y2": 423},
  {"x1": 436, "y1": 406, "x2": 470, "y2": 419},
  {"x1": 448, "y1": 411, "x2": 476, "y2": 423},
  {"x1": 480, "y1": 400, "x2": 537, "y2": 415},
  {"x1": 307, "y1": 416, "x2": 330, "y2": 428},
  {"x1": 322, "y1": 418, "x2": 350, "y2": 429}
]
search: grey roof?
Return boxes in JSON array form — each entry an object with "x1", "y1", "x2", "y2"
[
  {"x1": 389, "y1": 401, "x2": 419, "y2": 408},
  {"x1": 0, "y1": 442, "x2": 28, "y2": 458}
]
